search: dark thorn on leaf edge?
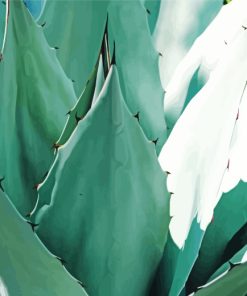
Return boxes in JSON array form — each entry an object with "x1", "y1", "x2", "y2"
[
  {"x1": 56, "y1": 256, "x2": 66, "y2": 266},
  {"x1": 75, "y1": 112, "x2": 83, "y2": 124},
  {"x1": 152, "y1": 138, "x2": 159, "y2": 146},
  {"x1": 26, "y1": 221, "x2": 39, "y2": 232},
  {"x1": 133, "y1": 112, "x2": 140, "y2": 122}
]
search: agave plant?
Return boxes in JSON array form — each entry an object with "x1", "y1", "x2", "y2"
[{"x1": 0, "y1": 0, "x2": 246, "y2": 295}]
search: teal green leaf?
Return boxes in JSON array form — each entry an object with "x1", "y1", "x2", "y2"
[
  {"x1": 207, "y1": 245, "x2": 247, "y2": 283},
  {"x1": 187, "y1": 181, "x2": 247, "y2": 292},
  {"x1": 194, "y1": 262, "x2": 247, "y2": 296},
  {"x1": 32, "y1": 65, "x2": 170, "y2": 296},
  {"x1": 151, "y1": 217, "x2": 204, "y2": 296},
  {"x1": 38, "y1": 0, "x2": 109, "y2": 96},
  {"x1": 39, "y1": 0, "x2": 167, "y2": 151},
  {"x1": 56, "y1": 59, "x2": 99, "y2": 146},
  {"x1": 0, "y1": 190, "x2": 87, "y2": 296},
  {"x1": 0, "y1": 0, "x2": 76, "y2": 215},
  {"x1": 108, "y1": 1, "x2": 167, "y2": 152}
]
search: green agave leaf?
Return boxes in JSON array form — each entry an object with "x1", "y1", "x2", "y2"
[
  {"x1": 186, "y1": 177, "x2": 247, "y2": 292},
  {"x1": 222, "y1": 222, "x2": 247, "y2": 263},
  {"x1": 37, "y1": 0, "x2": 109, "y2": 96},
  {"x1": 39, "y1": 0, "x2": 167, "y2": 152},
  {"x1": 0, "y1": 190, "x2": 87, "y2": 296},
  {"x1": 56, "y1": 59, "x2": 99, "y2": 146},
  {"x1": 108, "y1": 1, "x2": 167, "y2": 152},
  {"x1": 31, "y1": 65, "x2": 170, "y2": 296},
  {"x1": 0, "y1": 0, "x2": 76, "y2": 215},
  {"x1": 207, "y1": 245, "x2": 247, "y2": 283},
  {"x1": 194, "y1": 262, "x2": 247, "y2": 296},
  {"x1": 56, "y1": 25, "x2": 111, "y2": 147},
  {"x1": 140, "y1": 0, "x2": 160, "y2": 34},
  {"x1": 151, "y1": 217, "x2": 204, "y2": 296}
]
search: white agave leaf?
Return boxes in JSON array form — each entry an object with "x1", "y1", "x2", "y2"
[
  {"x1": 220, "y1": 83, "x2": 247, "y2": 193},
  {"x1": 153, "y1": 0, "x2": 222, "y2": 90},
  {"x1": 0, "y1": 278, "x2": 8, "y2": 296},
  {"x1": 159, "y1": 25, "x2": 247, "y2": 249},
  {"x1": 163, "y1": 0, "x2": 247, "y2": 128}
]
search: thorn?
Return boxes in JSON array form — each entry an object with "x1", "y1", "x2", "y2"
[
  {"x1": 33, "y1": 183, "x2": 40, "y2": 190},
  {"x1": 165, "y1": 171, "x2": 171, "y2": 175},
  {"x1": 224, "y1": 40, "x2": 228, "y2": 45},
  {"x1": 26, "y1": 221, "x2": 39, "y2": 232},
  {"x1": 110, "y1": 41, "x2": 116, "y2": 65},
  {"x1": 159, "y1": 52, "x2": 163, "y2": 57},
  {"x1": 53, "y1": 46, "x2": 59, "y2": 50},
  {"x1": 55, "y1": 256, "x2": 66, "y2": 266},
  {"x1": 0, "y1": 53, "x2": 3, "y2": 62},
  {"x1": 75, "y1": 112, "x2": 84, "y2": 124},
  {"x1": 146, "y1": 8, "x2": 151, "y2": 15},
  {"x1": 164, "y1": 90, "x2": 167, "y2": 94},
  {"x1": 236, "y1": 109, "x2": 239, "y2": 120},
  {"x1": 52, "y1": 143, "x2": 62, "y2": 152},
  {"x1": 170, "y1": 192, "x2": 174, "y2": 196},
  {"x1": 66, "y1": 110, "x2": 71, "y2": 115},
  {"x1": 152, "y1": 138, "x2": 159, "y2": 146},
  {"x1": 41, "y1": 21, "x2": 46, "y2": 28},
  {"x1": 77, "y1": 280, "x2": 86, "y2": 289},
  {"x1": 227, "y1": 159, "x2": 230, "y2": 170},
  {"x1": 228, "y1": 261, "x2": 240, "y2": 271},
  {"x1": 133, "y1": 112, "x2": 140, "y2": 122},
  {"x1": 0, "y1": 177, "x2": 5, "y2": 192},
  {"x1": 242, "y1": 25, "x2": 247, "y2": 30},
  {"x1": 211, "y1": 215, "x2": 214, "y2": 223}
]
